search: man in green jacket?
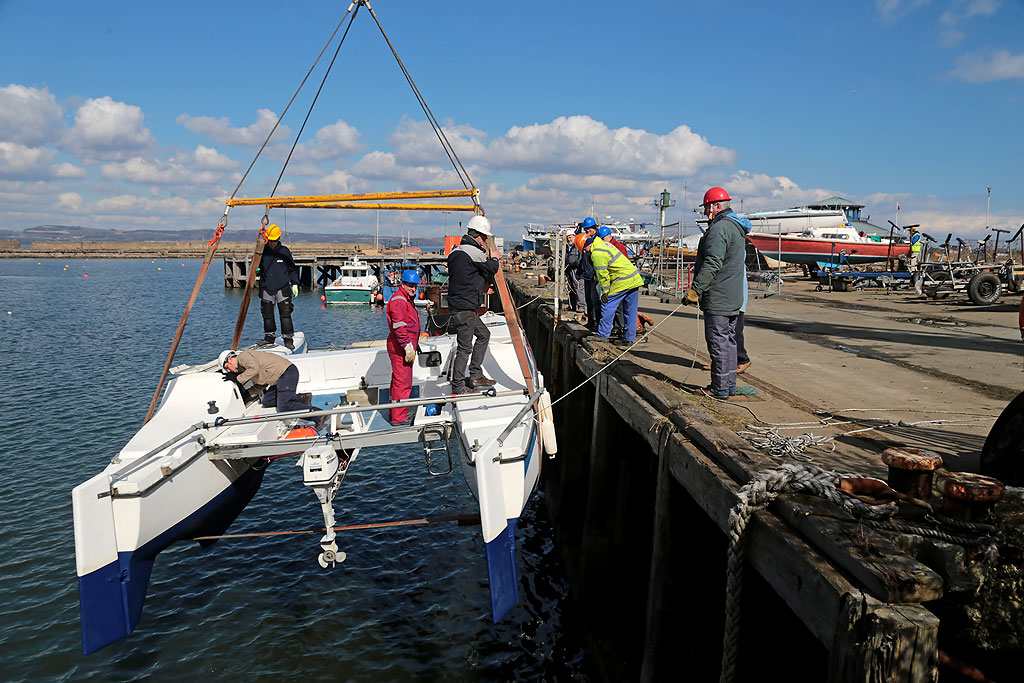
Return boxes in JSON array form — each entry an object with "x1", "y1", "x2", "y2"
[
  {"x1": 687, "y1": 187, "x2": 747, "y2": 397},
  {"x1": 583, "y1": 233, "x2": 644, "y2": 346}
]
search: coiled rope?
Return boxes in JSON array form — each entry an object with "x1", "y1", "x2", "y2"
[{"x1": 720, "y1": 462, "x2": 897, "y2": 683}]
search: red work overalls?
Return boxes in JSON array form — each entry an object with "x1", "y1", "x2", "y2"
[{"x1": 385, "y1": 286, "x2": 421, "y2": 424}]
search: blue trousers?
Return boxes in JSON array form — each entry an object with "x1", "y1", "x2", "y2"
[
  {"x1": 598, "y1": 287, "x2": 639, "y2": 342},
  {"x1": 704, "y1": 313, "x2": 738, "y2": 395}
]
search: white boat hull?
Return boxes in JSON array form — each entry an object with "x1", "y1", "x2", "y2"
[{"x1": 73, "y1": 313, "x2": 546, "y2": 652}]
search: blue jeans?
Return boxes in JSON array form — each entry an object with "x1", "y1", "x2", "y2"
[
  {"x1": 598, "y1": 287, "x2": 639, "y2": 342},
  {"x1": 704, "y1": 313, "x2": 738, "y2": 395}
]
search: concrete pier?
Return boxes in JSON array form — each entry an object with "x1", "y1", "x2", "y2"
[{"x1": 509, "y1": 270, "x2": 1023, "y2": 682}]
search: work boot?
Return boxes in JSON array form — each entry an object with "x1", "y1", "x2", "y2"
[
  {"x1": 299, "y1": 393, "x2": 313, "y2": 406},
  {"x1": 284, "y1": 338, "x2": 295, "y2": 350},
  {"x1": 451, "y1": 384, "x2": 471, "y2": 395},
  {"x1": 256, "y1": 337, "x2": 274, "y2": 348},
  {"x1": 466, "y1": 376, "x2": 497, "y2": 388}
]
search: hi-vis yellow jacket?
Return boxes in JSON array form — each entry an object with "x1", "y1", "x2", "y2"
[{"x1": 589, "y1": 236, "x2": 644, "y2": 296}]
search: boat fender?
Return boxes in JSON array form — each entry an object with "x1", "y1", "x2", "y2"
[{"x1": 538, "y1": 390, "x2": 557, "y2": 456}]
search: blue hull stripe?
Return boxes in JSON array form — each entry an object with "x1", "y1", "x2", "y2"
[
  {"x1": 78, "y1": 462, "x2": 267, "y2": 654},
  {"x1": 485, "y1": 517, "x2": 520, "y2": 622}
]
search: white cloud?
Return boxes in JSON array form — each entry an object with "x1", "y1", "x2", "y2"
[
  {"x1": 526, "y1": 173, "x2": 650, "y2": 194},
  {"x1": 0, "y1": 84, "x2": 65, "y2": 146},
  {"x1": 876, "y1": 0, "x2": 930, "y2": 21},
  {"x1": 296, "y1": 120, "x2": 364, "y2": 162},
  {"x1": 178, "y1": 144, "x2": 238, "y2": 172},
  {"x1": 0, "y1": 142, "x2": 57, "y2": 180},
  {"x1": 307, "y1": 168, "x2": 374, "y2": 195},
  {"x1": 65, "y1": 96, "x2": 156, "y2": 161},
  {"x1": 950, "y1": 49, "x2": 1024, "y2": 82},
  {"x1": 389, "y1": 117, "x2": 488, "y2": 166},
  {"x1": 100, "y1": 157, "x2": 223, "y2": 186},
  {"x1": 53, "y1": 162, "x2": 87, "y2": 179},
  {"x1": 349, "y1": 150, "x2": 465, "y2": 187},
  {"x1": 56, "y1": 192, "x2": 84, "y2": 211},
  {"x1": 485, "y1": 116, "x2": 733, "y2": 178},
  {"x1": 177, "y1": 108, "x2": 288, "y2": 147}
]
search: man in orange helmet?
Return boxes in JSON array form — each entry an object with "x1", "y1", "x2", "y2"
[{"x1": 688, "y1": 187, "x2": 748, "y2": 398}]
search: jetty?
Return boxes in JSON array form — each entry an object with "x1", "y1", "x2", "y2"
[{"x1": 506, "y1": 268, "x2": 1024, "y2": 682}]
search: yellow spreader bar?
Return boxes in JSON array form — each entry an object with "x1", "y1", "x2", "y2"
[{"x1": 225, "y1": 189, "x2": 479, "y2": 210}]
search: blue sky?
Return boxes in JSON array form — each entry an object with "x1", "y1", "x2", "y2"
[{"x1": 0, "y1": 0, "x2": 1021, "y2": 240}]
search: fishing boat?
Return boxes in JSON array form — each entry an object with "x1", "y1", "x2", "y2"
[
  {"x1": 746, "y1": 225, "x2": 909, "y2": 269},
  {"x1": 379, "y1": 261, "x2": 425, "y2": 303},
  {"x1": 72, "y1": 0, "x2": 555, "y2": 655},
  {"x1": 324, "y1": 256, "x2": 379, "y2": 304}
]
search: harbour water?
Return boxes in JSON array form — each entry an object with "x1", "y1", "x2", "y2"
[{"x1": 0, "y1": 259, "x2": 585, "y2": 681}]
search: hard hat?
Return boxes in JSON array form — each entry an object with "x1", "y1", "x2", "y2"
[
  {"x1": 581, "y1": 217, "x2": 597, "y2": 231},
  {"x1": 467, "y1": 215, "x2": 493, "y2": 236},
  {"x1": 401, "y1": 269, "x2": 421, "y2": 285},
  {"x1": 597, "y1": 225, "x2": 612, "y2": 239},
  {"x1": 217, "y1": 349, "x2": 237, "y2": 370},
  {"x1": 574, "y1": 233, "x2": 589, "y2": 251},
  {"x1": 701, "y1": 187, "x2": 731, "y2": 206},
  {"x1": 265, "y1": 224, "x2": 282, "y2": 241}
]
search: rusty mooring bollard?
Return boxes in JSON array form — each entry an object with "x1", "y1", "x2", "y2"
[
  {"x1": 935, "y1": 472, "x2": 1005, "y2": 522},
  {"x1": 881, "y1": 447, "x2": 943, "y2": 500}
]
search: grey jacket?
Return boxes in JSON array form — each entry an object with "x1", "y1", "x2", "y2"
[{"x1": 691, "y1": 209, "x2": 748, "y2": 315}]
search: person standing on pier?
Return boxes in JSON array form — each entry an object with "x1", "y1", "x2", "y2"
[
  {"x1": 258, "y1": 224, "x2": 300, "y2": 350},
  {"x1": 447, "y1": 215, "x2": 500, "y2": 394},
  {"x1": 597, "y1": 225, "x2": 630, "y2": 336},
  {"x1": 577, "y1": 218, "x2": 601, "y2": 330},
  {"x1": 580, "y1": 231, "x2": 644, "y2": 347},
  {"x1": 386, "y1": 269, "x2": 422, "y2": 425},
  {"x1": 687, "y1": 187, "x2": 748, "y2": 398}
]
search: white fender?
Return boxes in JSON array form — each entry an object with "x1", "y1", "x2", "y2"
[{"x1": 538, "y1": 390, "x2": 557, "y2": 456}]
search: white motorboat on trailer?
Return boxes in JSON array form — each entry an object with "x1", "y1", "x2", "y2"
[{"x1": 73, "y1": 313, "x2": 555, "y2": 653}]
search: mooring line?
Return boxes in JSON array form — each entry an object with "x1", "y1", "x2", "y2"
[{"x1": 193, "y1": 513, "x2": 480, "y2": 541}]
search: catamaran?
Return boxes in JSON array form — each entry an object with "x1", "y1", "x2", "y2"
[{"x1": 72, "y1": 0, "x2": 556, "y2": 655}]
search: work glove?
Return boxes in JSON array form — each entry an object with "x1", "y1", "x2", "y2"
[
  {"x1": 404, "y1": 343, "x2": 416, "y2": 363},
  {"x1": 291, "y1": 284, "x2": 299, "y2": 298},
  {"x1": 600, "y1": 293, "x2": 609, "y2": 304},
  {"x1": 684, "y1": 288, "x2": 700, "y2": 306}
]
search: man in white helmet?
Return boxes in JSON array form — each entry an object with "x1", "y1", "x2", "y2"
[
  {"x1": 446, "y1": 214, "x2": 500, "y2": 394},
  {"x1": 218, "y1": 349, "x2": 312, "y2": 414}
]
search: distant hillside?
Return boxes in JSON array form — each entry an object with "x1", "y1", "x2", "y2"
[{"x1": 2, "y1": 225, "x2": 445, "y2": 250}]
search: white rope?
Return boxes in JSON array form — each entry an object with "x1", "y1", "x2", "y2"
[{"x1": 719, "y1": 463, "x2": 896, "y2": 683}]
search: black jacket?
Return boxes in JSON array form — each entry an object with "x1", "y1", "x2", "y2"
[
  {"x1": 446, "y1": 235, "x2": 498, "y2": 311},
  {"x1": 259, "y1": 243, "x2": 299, "y2": 294}
]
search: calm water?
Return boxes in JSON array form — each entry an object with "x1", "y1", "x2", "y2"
[{"x1": 0, "y1": 259, "x2": 585, "y2": 681}]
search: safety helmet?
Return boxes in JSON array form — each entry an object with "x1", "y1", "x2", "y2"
[
  {"x1": 597, "y1": 225, "x2": 612, "y2": 239},
  {"x1": 581, "y1": 217, "x2": 597, "y2": 231},
  {"x1": 217, "y1": 349, "x2": 237, "y2": 370},
  {"x1": 467, "y1": 215, "x2": 493, "y2": 236},
  {"x1": 265, "y1": 223, "x2": 282, "y2": 241},
  {"x1": 401, "y1": 269, "x2": 420, "y2": 285},
  {"x1": 574, "y1": 233, "x2": 589, "y2": 251},
  {"x1": 701, "y1": 187, "x2": 731, "y2": 206}
]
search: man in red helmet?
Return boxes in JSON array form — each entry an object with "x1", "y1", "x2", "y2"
[{"x1": 687, "y1": 187, "x2": 749, "y2": 398}]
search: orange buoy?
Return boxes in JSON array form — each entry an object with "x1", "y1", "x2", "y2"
[
  {"x1": 321, "y1": 294, "x2": 327, "y2": 302},
  {"x1": 286, "y1": 426, "x2": 319, "y2": 439}
]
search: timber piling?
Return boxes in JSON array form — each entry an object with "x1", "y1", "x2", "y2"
[{"x1": 508, "y1": 273, "x2": 943, "y2": 682}]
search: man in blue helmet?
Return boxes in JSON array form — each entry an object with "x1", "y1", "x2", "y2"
[
  {"x1": 386, "y1": 269, "x2": 422, "y2": 424},
  {"x1": 577, "y1": 217, "x2": 601, "y2": 330}
]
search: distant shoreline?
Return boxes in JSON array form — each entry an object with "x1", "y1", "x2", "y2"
[{"x1": 0, "y1": 240, "x2": 446, "y2": 259}]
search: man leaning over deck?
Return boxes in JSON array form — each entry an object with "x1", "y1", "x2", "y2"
[
  {"x1": 686, "y1": 187, "x2": 747, "y2": 398},
  {"x1": 219, "y1": 349, "x2": 312, "y2": 414}
]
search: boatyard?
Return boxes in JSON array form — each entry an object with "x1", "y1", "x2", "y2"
[{"x1": 505, "y1": 265, "x2": 1024, "y2": 682}]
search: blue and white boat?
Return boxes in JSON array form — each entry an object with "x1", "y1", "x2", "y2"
[
  {"x1": 380, "y1": 261, "x2": 425, "y2": 302},
  {"x1": 72, "y1": 314, "x2": 555, "y2": 654}
]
